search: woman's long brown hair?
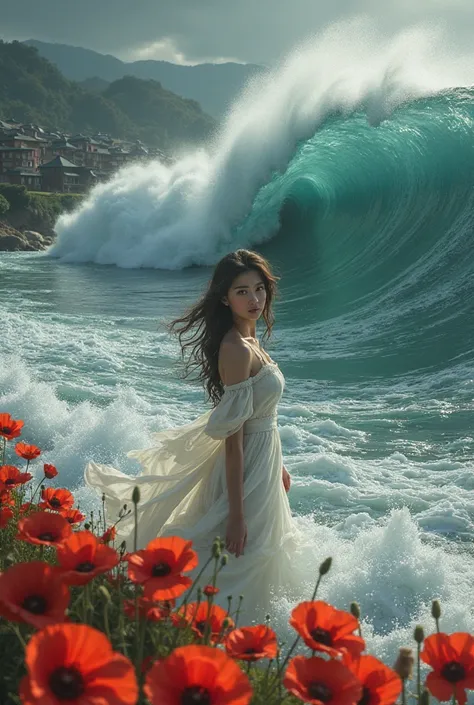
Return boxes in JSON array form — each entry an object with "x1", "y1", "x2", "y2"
[{"x1": 169, "y1": 249, "x2": 279, "y2": 405}]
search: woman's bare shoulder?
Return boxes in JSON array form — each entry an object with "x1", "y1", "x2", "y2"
[{"x1": 219, "y1": 333, "x2": 252, "y2": 386}]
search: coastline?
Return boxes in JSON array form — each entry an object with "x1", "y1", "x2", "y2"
[{"x1": 0, "y1": 219, "x2": 54, "y2": 251}]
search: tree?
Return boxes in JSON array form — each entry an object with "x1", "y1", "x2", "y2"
[{"x1": 0, "y1": 193, "x2": 10, "y2": 216}]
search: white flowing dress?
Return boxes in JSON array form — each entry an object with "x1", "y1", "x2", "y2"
[{"x1": 85, "y1": 360, "x2": 305, "y2": 616}]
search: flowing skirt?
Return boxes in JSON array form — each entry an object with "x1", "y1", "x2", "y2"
[{"x1": 85, "y1": 411, "x2": 305, "y2": 618}]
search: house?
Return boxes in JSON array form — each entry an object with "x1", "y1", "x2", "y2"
[
  {"x1": 39, "y1": 155, "x2": 80, "y2": 193},
  {"x1": 0, "y1": 147, "x2": 40, "y2": 176},
  {"x1": 39, "y1": 155, "x2": 98, "y2": 193},
  {"x1": 0, "y1": 133, "x2": 46, "y2": 160},
  {"x1": 4, "y1": 168, "x2": 42, "y2": 189},
  {"x1": 45, "y1": 139, "x2": 79, "y2": 163}
]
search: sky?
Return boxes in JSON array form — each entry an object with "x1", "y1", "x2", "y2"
[{"x1": 0, "y1": 0, "x2": 473, "y2": 65}]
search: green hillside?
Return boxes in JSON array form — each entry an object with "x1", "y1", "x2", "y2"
[
  {"x1": 25, "y1": 39, "x2": 265, "y2": 118},
  {"x1": 0, "y1": 41, "x2": 215, "y2": 149}
]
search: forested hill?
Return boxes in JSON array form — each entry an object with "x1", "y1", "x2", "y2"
[
  {"x1": 25, "y1": 38, "x2": 265, "y2": 118},
  {"x1": 0, "y1": 41, "x2": 215, "y2": 149}
]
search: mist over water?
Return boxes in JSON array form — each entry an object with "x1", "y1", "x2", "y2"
[{"x1": 2, "y1": 22, "x2": 474, "y2": 683}]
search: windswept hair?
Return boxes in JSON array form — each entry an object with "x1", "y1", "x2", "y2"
[{"x1": 169, "y1": 249, "x2": 279, "y2": 405}]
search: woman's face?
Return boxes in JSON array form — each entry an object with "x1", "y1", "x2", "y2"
[{"x1": 223, "y1": 269, "x2": 267, "y2": 322}]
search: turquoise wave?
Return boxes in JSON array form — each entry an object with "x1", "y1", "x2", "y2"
[{"x1": 238, "y1": 89, "x2": 474, "y2": 377}]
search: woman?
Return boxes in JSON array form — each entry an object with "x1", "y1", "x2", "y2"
[{"x1": 85, "y1": 249, "x2": 304, "y2": 615}]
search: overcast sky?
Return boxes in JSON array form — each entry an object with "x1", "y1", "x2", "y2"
[{"x1": 0, "y1": 0, "x2": 473, "y2": 65}]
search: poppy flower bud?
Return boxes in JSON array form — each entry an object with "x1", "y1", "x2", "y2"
[
  {"x1": 212, "y1": 540, "x2": 221, "y2": 558},
  {"x1": 350, "y1": 602, "x2": 361, "y2": 619},
  {"x1": 414, "y1": 625, "x2": 425, "y2": 644},
  {"x1": 394, "y1": 647, "x2": 414, "y2": 680},
  {"x1": 221, "y1": 555, "x2": 228, "y2": 567},
  {"x1": 431, "y1": 600, "x2": 441, "y2": 620},
  {"x1": 132, "y1": 486, "x2": 140, "y2": 505},
  {"x1": 319, "y1": 557, "x2": 332, "y2": 575},
  {"x1": 84, "y1": 522, "x2": 91, "y2": 531}
]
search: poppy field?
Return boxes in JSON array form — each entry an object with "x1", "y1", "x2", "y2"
[{"x1": 1, "y1": 411, "x2": 473, "y2": 705}]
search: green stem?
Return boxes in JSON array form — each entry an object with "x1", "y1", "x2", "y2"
[
  {"x1": 136, "y1": 617, "x2": 147, "y2": 684},
  {"x1": 133, "y1": 503, "x2": 138, "y2": 553},
  {"x1": 103, "y1": 599, "x2": 111, "y2": 641},
  {"x1": 102, "y1": 494, "x2": 107, "y2": 534},
  {"x1": 417, "y1": 642, "x2": 421, "y2": 700},
  {"x1": 310, "y1": 573, "x2": 322, "y2": 602},
  {"x1": 134, "y1": 587, "x2": 140, "y2": 656},
  {"x1": 181, "y1": 554, "x2": 214, "y2": 607},
  {"x1": 2, "y1": 437, "x2": 6, "y2": 466},
  {"x1": 203, "y1": 554, "x2": 220, "y2": 646},
  {"x1": 402, "y1": 680, "x2": 407, "y2": 705},
  {"x1": 116, "y1": 572, "x2": 128, "y2": 657},
  {"x1": 30, "y1": 477, "x2": 44, "y2": 504},
  {"x1": 11, "y1": 624, "x2": 26, "y2": 650}
]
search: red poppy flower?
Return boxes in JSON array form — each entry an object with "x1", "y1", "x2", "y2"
[
  {"x1": 15, "y1": 442, "x2": 41, "y2": 461},
  {"x1": 63, "y1": 508, "x2": 86, "y2": 525},
  {"x1": 0, "y1": 561, "x2": 70, "y2": 629},
  {"x1": 0, "y1": 464, "x2": 32, "y2": 488},
  {"x1": 290, "y1": 601, "x2": 365, "y2": 658},
  {"x1": 56, "y1": 530, "x2": 119, "y2": 585},
  {"x1": 18, "y1": 511, "x2": 72, "y2": 547},
  {"x1": 421, "y1": 633, "x2": 474, "y2": 705},
  {"x1": 101, "y1": 525, "x2": 117, "y2": 543},
  {"x1": 0, "y1": 489, "x2": 14, "y2": 508},
  {"x1": 19, "y1": 501, "x2": 34, "y2": 515},
  {"x1": 39, "y1": 487, "x2": 75, "y2": 513},
  {"x1": 226, "y1": 625, "x2": 279, "y2": 661},
  {"x1": 126, "y1": 536, "x2": 198, "y2": 601},
  {"x1": 284, "y1": 654, "x2": 363, "y2": 705},
  {"x1": 123, "y1": 597, "x2": 174, "y2": 622},
  {"x1": 43, "y1": 463, "x2": 58, "y2": 479},
  {"x1": 144, "y1": 644, "x2": 252, "y2": 705},
  {"x1": 0, "y1": 506, "x2": 14, "y2": 528},
  {"x1": 343, "y1": 652, "x2": 402, "y2": 705},
  {"x1": 203, "y1": 585, "x2": 220, "y2": 597},
  {"x1": 178, "y1": 602, "x2": 234, "y2": 643},
  {"x1": 0, "y1": 413, "x2": 24, "y2": 440},
  {"x1": 20, "y1": 623, "x2": 138, "y2": 705}
]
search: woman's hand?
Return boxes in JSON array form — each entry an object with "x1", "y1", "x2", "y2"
[
  {"x1": 226, "y1": 515, "x2": 248, "y2": 557},
  {"x1": 282, "y1": 465, "x2": 291, "y2": 493}
]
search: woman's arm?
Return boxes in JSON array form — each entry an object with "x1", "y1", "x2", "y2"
[{"x1": 219, "y1": 341, "x2": 252, "y2": 557}]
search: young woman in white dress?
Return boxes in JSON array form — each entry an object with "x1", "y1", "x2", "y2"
[{"x1": 85, "y1": 249, "x2": 305, "y2": 615}]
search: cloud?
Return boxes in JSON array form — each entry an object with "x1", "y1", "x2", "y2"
[
  {"x1": 1, "y1": 0, "x2": 474, "y2": 65},
  {"x1": 124, "y1": 36, "x2": 244, "y2": 66}
]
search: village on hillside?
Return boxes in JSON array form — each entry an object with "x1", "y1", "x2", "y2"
[{"x1": 0, "y1": 117, "x2": 168, "y2": 194}]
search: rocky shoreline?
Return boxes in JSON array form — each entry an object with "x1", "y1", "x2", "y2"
[{"x1": 0, "y1": 221, "x2": 54, "y2": 252}]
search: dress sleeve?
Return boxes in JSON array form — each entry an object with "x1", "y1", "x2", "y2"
[{"x1": 205, "y1": 379, "x2": 254, "y2": 440}]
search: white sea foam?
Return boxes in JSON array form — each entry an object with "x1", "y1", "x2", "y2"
[
  {"x1": 48, "y1": 21, "x2": 474, "y2": 269},
  {"x1": 1, "y1": 350, "x2": 473, "y2": 682}
]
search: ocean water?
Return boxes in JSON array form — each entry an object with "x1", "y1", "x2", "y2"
[{"x1": 1, "y1": 21, "x2": 474, "y2": 681}]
